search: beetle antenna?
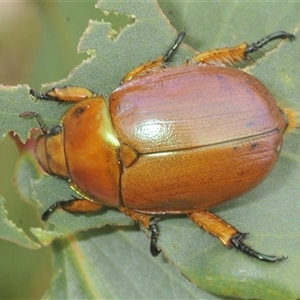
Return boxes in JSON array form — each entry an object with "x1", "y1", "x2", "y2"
[{"x1": 19, "y1": 111, "x2": 48, "y2": 134}]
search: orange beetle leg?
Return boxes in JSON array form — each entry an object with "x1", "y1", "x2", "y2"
[
  {"x1": 187, "y1": 31, "x2": 295, "y2": 65},
  {"x1": 30, "y1": 86, "x2": 97, "y2": 102},
  {"x1": 188, "y1": 211, "x2": 286, "y2": 262},
  {"x1": 122, "y1": 32, "x2": 185, "y2": 82},
  {"x1": 42, "y1": 198, "x2": 102, "y2": 221},
  {"x1": 119, "y1": 207, "x2": 161, "y2": 256},
  {"x1": 122, "y1": 57, "x2": 164, "y2": 82}
]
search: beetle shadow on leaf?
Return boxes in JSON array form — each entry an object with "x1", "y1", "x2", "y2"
[{"x1": 74, "y1": 221, "x2": 141, "y2": 243}]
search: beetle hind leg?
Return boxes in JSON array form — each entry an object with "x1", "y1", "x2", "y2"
[{"x1": 188, "y1": 211, "x2": 286, "y2": 262}]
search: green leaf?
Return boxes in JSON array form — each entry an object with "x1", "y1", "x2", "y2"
[
  {"x1": 43, "y1": 229, "x2": 218, "y2": 299},
  {"x1": 0, "y1": 196, "x2": 40, "y2": 249},
  {"x1": 0, "y1": 85, "x2": 72, "y2": 143},
  {"x1": 0, "y1": 0, "x2": 299, "y2": 299},
  {"x1": 0, "y1": 149, "x2": 40, "y2": 248}
]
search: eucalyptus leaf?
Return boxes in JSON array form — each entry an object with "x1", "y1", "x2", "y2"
[{"x1": 0, "y1": 1, "x2": 299, "y2": 299}]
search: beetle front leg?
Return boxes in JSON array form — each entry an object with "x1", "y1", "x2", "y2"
[
  {"x1": 119, "y1": 207, "x2": 161, "y2": 256},
  {"x1": 30, "y1": 86, "x2": 97, "y2": 102},
  {"x1": 42, "y1": 198, "x2": 103, "y2": 221},
  {"x1": 188, "y1": 211, "x2": 286, "y2": 262},
  {"x1": 187, "y1": 31, "x2": 294, "y2": 66}
]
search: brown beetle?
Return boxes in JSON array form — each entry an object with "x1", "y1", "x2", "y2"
[{"x1": 22, "y1": 31, "x2": 298, "y2": 262}]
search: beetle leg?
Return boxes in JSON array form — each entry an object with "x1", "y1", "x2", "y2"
[
  {"x1": 30, "y1": 86, "x2": 97, "y2": 102},
  {"x1": 122, "y1": 32, "x2": 185, "y2": 82},
  {"x1": 19, "y1": 111, "x2": 48, "y2": 134},
  {"x1": 188, "y1": 211, "x2": 286, "y2": 262},
  {"x1": 149, "y1": 218, "x2": 161, "y2": 256},
  {"x1": 230, "y1": 233, "x2": 287, "y2": 262},
  {"x1": 119, "y1": 207, "x2": 161, "y2": 256},
  {"x1": 187, "y1": 31, "x2": 294, "y2": 66},
  {"x1": 42, "y1": 198, "x2": 102, "y2": 221}
]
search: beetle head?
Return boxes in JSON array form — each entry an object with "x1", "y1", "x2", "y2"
[{"x1": 35, "y1": 126, "x2": 69, "y2": 178}]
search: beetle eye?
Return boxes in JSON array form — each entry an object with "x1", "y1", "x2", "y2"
[{"x1": 49, "y1": 125, "x2": 62, "y2": 136}]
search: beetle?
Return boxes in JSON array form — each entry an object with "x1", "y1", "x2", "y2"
[{"x1": 21, "y1": 31, "x2": 298, "y2": 262}]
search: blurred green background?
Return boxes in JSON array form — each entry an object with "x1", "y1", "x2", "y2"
[{"x1": 0, "y1": 2, "x2": 129, "y2": 298}]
